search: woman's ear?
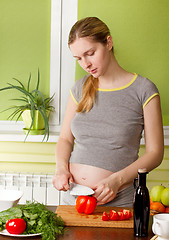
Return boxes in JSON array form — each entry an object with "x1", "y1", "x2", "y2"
[{"x1": 107, "y1": 35, "x2": 113, "y2": 51}]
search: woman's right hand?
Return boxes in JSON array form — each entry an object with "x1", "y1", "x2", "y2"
[{"x1": 52, "y1": 168, "x2": 74, "y2": 191}]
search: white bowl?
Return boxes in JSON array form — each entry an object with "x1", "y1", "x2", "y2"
[
  {"x1": 152, "y1": 213, "x2": 169, "y2": 240},
  {"x1": 0, "y1": 189, "x2": 23, "y2": 212}
]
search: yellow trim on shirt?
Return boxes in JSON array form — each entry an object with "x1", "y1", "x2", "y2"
[
  {"x1": 97, "y1": 73, "x2": 138, "y2": 92},
  {"x1": 143, "y1": 93, "x2": 159, "y2": 109},
  {"x1": 70, "y1": 89, "x2": 78, "y2": 105}
]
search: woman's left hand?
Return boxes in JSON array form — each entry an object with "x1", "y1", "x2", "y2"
[{"x1": 92, "y1": 174, "x2": 121, "y2": 205}]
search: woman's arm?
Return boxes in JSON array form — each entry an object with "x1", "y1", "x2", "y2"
[
  {"x1": 93, "y1": 95, "x2": 164, "y2": 205},
  {"x1": 52, "y1": 95, "x2": 77, "y2": 191}
]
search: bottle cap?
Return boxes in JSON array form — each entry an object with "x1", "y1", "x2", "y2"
[{"x1": 138, "y1": 168, "x2": 148, "y2": 173}]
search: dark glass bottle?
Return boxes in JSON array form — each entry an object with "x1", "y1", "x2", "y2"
[{"x1": 133, "y1": 168, "x2": 150, "y2": 237}]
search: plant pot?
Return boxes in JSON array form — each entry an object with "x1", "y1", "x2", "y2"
[{"x1": 22, "y1": 109, "x2": 49, "y2": 135}]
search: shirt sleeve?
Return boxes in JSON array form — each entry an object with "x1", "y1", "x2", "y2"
[{"x1": 139, "y1": 77, "x2": 159, "y2": 109}]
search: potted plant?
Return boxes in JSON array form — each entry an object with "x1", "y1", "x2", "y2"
[{"x1": 0, "y1": 69, "x2": 55, "y2": 141}]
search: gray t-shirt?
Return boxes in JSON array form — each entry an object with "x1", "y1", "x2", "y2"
[{"x1": 70, "y1": 74, "x2": 159, "y2": 172}]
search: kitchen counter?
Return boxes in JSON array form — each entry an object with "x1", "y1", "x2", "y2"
[
  {"x1": 59, "y1": 226, "x2": 154, "y2": 240},
  {"x1": 0, "y1": 226, "x2": 154, "y2": 240},
  {"x1": 0, "y1": 206, "x2": 154, "y2": 240}
]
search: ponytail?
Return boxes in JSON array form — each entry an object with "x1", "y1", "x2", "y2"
[{"x1": 76, "y1": 76, "x2": 98, "y2": 113}]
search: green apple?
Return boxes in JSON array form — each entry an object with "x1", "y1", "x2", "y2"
[
  {"x1": 150, "y1": 185, "x2": 165, "y2": 202},
  {"x1": 161, "y1": 187, "x2": 169, "y2": 206}
]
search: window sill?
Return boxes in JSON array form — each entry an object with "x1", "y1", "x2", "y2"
[
  {"x1": 0, "y1": 121, "x2": 60, "y2": 142},
  {"x1": 0, "y1": 131, "x2": 59, "y2": 143}
]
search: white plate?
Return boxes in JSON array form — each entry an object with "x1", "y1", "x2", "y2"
[{"x1": 0, "y1": 229, "x2": 41, "y2": 237}]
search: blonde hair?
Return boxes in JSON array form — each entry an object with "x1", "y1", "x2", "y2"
[{"x1": 68, "y1": 17, "x2": 112, "y2": 113}]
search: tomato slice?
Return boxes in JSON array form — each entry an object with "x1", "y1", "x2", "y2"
[
  {"x1": 102, "y1": 209, "x2": 132, "y2": 221},
  {"x1": 6, "y1": 218, "x2": 26, "y2": 235},
  {"x1": 102, "y1": 212, "x2": 109, "y2": 221},
  {"x1": 118, "y1": 209, "x2": 132, "y2": 220},
  {"x1": 109, "y1": 210, "x2": 119, "y2": 220},
  {"x1": 122, "y1": 209, "x2": 132, "y2": 220},
  {"x1": 117, "y1": 211, "x2": 125, "y2": 220}
]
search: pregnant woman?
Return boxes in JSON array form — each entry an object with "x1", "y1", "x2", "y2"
[{"x1": 52, "y1": 17, "x2": 164, "y2": 207}]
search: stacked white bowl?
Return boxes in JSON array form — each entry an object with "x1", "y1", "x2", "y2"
[{"x1": 0, "y1": 189, "x2": 23, "y2": 212}]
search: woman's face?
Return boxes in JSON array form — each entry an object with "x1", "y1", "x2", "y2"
[{"x1": 69, "y1": 36, "x2": 112, "y2": 78}]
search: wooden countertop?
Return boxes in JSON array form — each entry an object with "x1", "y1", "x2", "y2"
[
  {"x1": 0, "y1": 206, "x2": 155, "y2": 240},
  {"x1": 0, "y1": 226, "x2": 154, "y2": 240}
]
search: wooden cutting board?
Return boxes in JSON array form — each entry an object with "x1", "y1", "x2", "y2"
[{"x1": 56, "y1": 205, "x2": 134, "y2": 228}]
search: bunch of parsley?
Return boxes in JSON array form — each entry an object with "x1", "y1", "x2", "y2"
[{"x1": 0, "y1": 202, "x2": 65, "y2": 240}]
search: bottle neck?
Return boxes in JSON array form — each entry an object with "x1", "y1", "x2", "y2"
[{"x1": 138, "y1": 173, "x2": 147, "y2": 187}]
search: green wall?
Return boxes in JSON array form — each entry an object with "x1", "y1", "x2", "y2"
[
  {"x1": 0, "y1": 0, "x2": 51, "y2": 120},
  {"x1": 77, "y1": 0, "x2": 169, "y2": 126}
]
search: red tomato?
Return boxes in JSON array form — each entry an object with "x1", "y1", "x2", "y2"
[
  {"x1": 102, "y1": 212, "x2": 109, "y2": 221},
  {"x1": 76, "y1": 196, "x2": 97, "y2": 214},
  {"x1": 109, "y1": 210, "x2": 119, "y2": 220},
  {"x1": 6, "y1": 218, "x2": 26, "y2": 235}
]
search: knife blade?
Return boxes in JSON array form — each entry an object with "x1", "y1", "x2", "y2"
[{"x1": 69, "y1": 183, "x2": 95, "y2": 196}]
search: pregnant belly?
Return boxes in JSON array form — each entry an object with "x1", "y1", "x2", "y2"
[{"x1": 69, "y1": 163, "x2": 113, "y2": 189}]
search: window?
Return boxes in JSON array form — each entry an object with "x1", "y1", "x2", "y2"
[{"x1": 0, "y1": 0, "x2": 77, "y2": 142}]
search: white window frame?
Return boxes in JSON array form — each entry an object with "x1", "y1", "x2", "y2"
[{"x1": 0, "y1": 0, "x2": 77, "y2": 142}]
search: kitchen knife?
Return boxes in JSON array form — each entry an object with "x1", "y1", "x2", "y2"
[{"x1": 69, "y1": 183, "x2": 95, "y2": 196}]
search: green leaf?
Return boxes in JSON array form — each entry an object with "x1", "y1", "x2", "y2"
[
  {"x1": 13, "y1": 78, "x2": 26, "y2": 90},
  {"x1": 15, "y1": 110, "x2": 24, "y2": 121},
  {"x1": 7, "y1": 84, "x2": 35, "y2": 103},
  {"x1": 0, "y1": 86, "x2": 13, "y2": 91},
  {"x1": 37, "y1": 106, "x2": 49, "y2": 141},
  {"x1": 24, "y1": 109, "x2": 35, "y2": 142},
  {"x1": 10, "y1": 98, "x2": 27, "y2": 103},
  {"x1": 32, "y1": 89, "x2": 45, "y2": 108},
  {"x1": 6, "y1": 107, "x2": 23, "y2": 120},
  {"x1": 28, "y1": 220, "x2": 36, "y2": 226},
  {"x1": 36, "y1": 68, "x2": 40, "y2": 91},
  {"x1": 0, "y1": 207, "x2": 22, "y2": 223},
  {"x1": 27, "y1": 73, "x2": 31, "y2": 92}
]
